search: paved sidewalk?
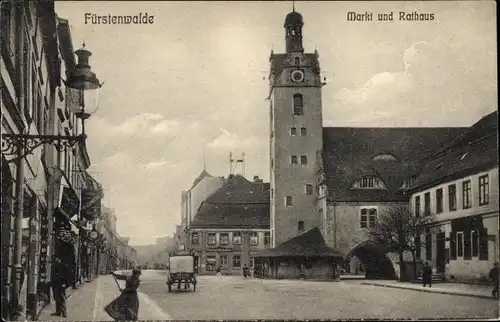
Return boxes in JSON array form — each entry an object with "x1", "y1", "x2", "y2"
[
  {"x1": 37, "y1": 275, "x2": 172, "y2": 321},
  {"x1": 361, "y1": 280, "x2": 495, "y2": 299}
]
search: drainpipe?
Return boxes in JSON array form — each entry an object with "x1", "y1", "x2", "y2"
[{"x1": 11, "y1": 4, "x2": 26, "y2": 320}]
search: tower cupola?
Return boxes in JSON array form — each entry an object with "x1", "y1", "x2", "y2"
[{"x1": 284, "y1": 9, "x2": 304, "y2": 53}]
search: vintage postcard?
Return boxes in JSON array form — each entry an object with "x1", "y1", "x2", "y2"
[{"x1": 0, "y1": 1, "x2": 497, "y2": 321}]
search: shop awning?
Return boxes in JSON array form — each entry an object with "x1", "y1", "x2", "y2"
[
  {"x1": 254, "y1": 227, "x2": 344, "y2": 259},
  {"x1": 49, "y1": 167, "x2": 80, "y2": 220}
]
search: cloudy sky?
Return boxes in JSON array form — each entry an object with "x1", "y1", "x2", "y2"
[{"x1": 54, "y1": 1, "x2": 497, "y2": 245}]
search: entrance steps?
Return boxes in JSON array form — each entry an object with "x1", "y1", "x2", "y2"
[{"x1": 411, "y1": 273, "x2": 446, "y2": 284}]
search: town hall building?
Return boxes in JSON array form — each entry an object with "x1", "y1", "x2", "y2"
[{"x1": 257, "y1": 8, "x2": 496, "y2": 281}]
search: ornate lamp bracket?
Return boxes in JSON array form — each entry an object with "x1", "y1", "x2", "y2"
[{"x1": 1, "y1": 134, "x2": 87, "y2": 163}]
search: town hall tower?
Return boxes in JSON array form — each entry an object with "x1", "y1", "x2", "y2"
[{"x1": 269, "y1": 10, "x2": 324, "y2": 247}]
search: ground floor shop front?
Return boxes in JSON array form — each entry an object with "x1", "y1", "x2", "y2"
[
  {"x1": 419, "y1": 212, "x2": 499, "y2": 282},
  {"x1": 193, "y1": 248, "x2": 256, "y2": 276}
]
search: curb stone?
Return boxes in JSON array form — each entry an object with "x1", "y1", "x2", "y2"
[{"x1": 361, "y1": 282, "x2": 495, "y2": 300}]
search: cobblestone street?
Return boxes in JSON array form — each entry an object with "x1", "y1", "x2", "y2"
[{"x1": 38, "y1": 270, "x2": 498, "y2": 320}]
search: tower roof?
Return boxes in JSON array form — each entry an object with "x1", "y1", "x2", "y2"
[{"x1": 284, "y1": 10, "x2": 304, "y2": 27}]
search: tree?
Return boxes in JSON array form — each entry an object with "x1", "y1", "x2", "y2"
[{"x1": 367, "y1": 204, "x2": 435, "y2": 281}]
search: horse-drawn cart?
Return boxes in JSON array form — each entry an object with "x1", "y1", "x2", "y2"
[{"x1": 166, "y1": 253, "x2": 197, "y2": 292}]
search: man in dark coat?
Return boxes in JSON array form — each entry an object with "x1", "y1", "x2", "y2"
[
  {"x1": 51, "y1": 257, "x2": 69, "y2": 317},
  {"x1": 422, "y1": 261, "x2": 433, "y2": 288}
]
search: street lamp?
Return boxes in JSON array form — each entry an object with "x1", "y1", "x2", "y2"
[{"x1": 2, "y1": 43, "x2": 102, "y2": 318}]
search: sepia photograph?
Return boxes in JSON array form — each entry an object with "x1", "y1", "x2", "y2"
[{"x1": 0, "y1": 0, "x2": 498, "y2": 321}]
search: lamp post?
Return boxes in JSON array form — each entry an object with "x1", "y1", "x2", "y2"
[{"x1": 2, "y1": 44, "x2": 102, "y2": 319}]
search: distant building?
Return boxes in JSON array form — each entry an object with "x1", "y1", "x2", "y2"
[
  {"x1": 180, "y1": 169, "x2": 225, "y2": 247},
  {"x1": 187, "y1": 175, "x2": 270, "y2": 275},
  {"x1": 408, "y1": 111, "x2": 498, "y2": 282}
]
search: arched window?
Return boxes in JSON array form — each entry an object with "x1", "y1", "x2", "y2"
[{"x1": 293, "y1": 94, "x2": 303, "y2": 115}]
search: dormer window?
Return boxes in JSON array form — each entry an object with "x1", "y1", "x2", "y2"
[
  {"x1": 351, "y1": 176, "x2": 387, "y2": 189},
  {"x1": 402, "y1": 175, "x2": 417, "y2": 189}
]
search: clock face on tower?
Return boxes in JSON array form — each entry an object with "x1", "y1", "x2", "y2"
[{"x1": 291, "y1": 69, "x2": 305, "y2": 83}]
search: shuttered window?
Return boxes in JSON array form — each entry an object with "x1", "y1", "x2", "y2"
[
  {"x1": 425, "y1": 233, "x2": 432, "y2": 260},
  {"x1": 479, "y1": 228, "x2": 489, "y2": 260},
  {"x1": 463, "y1": 230, "x2": 472, "y2": 260}
]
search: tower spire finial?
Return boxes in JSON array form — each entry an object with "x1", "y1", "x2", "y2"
[{"x1": 292, "y1": 1, "x2": 295, "y2": 12}]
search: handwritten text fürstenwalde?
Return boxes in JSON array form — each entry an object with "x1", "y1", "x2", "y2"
[
  {"x1": 347, "y1": 11, "x2": 435, "y2": 22},
  {"x1": 84, "y1": 13, "x2": 155, "y2": 24}
]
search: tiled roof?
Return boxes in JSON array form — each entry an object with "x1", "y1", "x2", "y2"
[
  {"x1": 189, "y1": 203, "x2": 270, "y2": 229},
  {"x1": 189, "y1": 174, "x2": 270, "y2": 229},
  {"x1": 254, "y1": 227, "x2": 343, "y2": 258},
  {"x1": 205, "y1": 175, "x2": 270, "y2": 204},
  {"x1": 411, "y1": 111, "x2": 498, "y2": 190},
  {"x1": 323, "y1": 127, "x2": 468, "y2": 202}
]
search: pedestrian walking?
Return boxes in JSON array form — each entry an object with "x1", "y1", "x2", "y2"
[
  {"x1": 51, "y1": 257, "x2": 70, "y2": 318},
  {"x1": 421, "y1": 261, "x2": 433, "y2": 288},
  {"x1": 216, "y1": 266, "x2": 222, "y2": 279},
  {"x1": 489, "y1": 262, "x2": 499, "y2": 298},
  {"x1": 243, "y1": 264, "x2": 249, "y2": 279},
  {"x1": 121, "y1": 268, "x2": 142, "y2": 320}
]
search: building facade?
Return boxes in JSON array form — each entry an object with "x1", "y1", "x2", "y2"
[
  {"x1": 1, "y1": 2, "x2": 104, "y2": 319},
  {"x1": 180, "y1": 170, "x2": 225, "y2": 248},
  {"x1": 265, "y1": 9, "x2": 493, "y2": 281},
  {"x1": 408, "y1": 111, "x2": 498, "y2": 282},
  {"x1": 187, "y1": 175, "x2": 271, "y2": 275},
  {"x1": 269, "y1": 10, "x2": 324, "y2": 248}
]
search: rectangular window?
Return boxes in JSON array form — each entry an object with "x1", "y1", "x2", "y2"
[
  {"x1": 290, "y1": 127, "x2": 297, "y2": 136},
  {"x1": 360, "y1": 208, "x2": 368, "y2": 228},
  {"x1": 285, "y1": 196, "x2": 292, "y2": 207},
  {"x1": 424, "y1": 192, "x2": 431, "y2": 215},
  {"x1": 436, "y1": 188, "x2": 443, "y2": 214},
  {"x1": 471, "y1": 230, "x2": 479, "y2": 257},
  {"x1": 220, "y1": 255, "x2": 228, "y2": 268},
  {"x1": 462, "y1": 180, "x2": 471, "y2": 209},
  {"x1": 206, "y1": 256, "x2": 216, "y2": 271},
  {"x1": 293, "y1": 94, "x2": 303, "y2": 115},
  {"x1": 207, "y1": 233, "x2": 216, "y2": 245},
  {"x1": 448, "y1": 184, "x2": 457, "y2": 211},
  {"x1": 298, "y1": 221, "x2": 304, "y2": 233},
  {"x1": 250, "y1": 232, "x2": 258, "y2": 245},
  {"x1": 457, "y1": 232, "x2": 464, "y2": 257},
  {"x1": 264, "y1": 232, "x2": 271, "y2": 246},
  {"x1": 233, "y1": 232, "x2": 242, "y2": 245},
  {"x1": 291, "y1": 155, "x2": 298, "y2": 165},
  {"x1": 300, "y1": 155, "x2": 308, "y2": 165},
  {"x1": 479, "y1": 175, "x2": 489, "y2": 206},
  {"x1": 368, "y1": 208, "x2": 377, "y2": 227},
  {"x1": 191, "y1": 232, "x2": 199, "y2": 244},
  {"x1": 415, "y1": 196, "x2": 421, "y2": 217},
  {"x1": 232, "y1": 255, "x2": 241, "y2": 268},
  {"x1": 220, "y1": 233, "x2": 229, "y2": 245},
  {"x1": 305, "y1": 184, "x2": 313, "y2": 195},
  {"x1": 300, "y1": 127, "x2": 307, "y2": 136}
]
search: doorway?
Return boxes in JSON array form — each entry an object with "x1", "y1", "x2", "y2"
[{"x1": 436, "y1": 232, "x2": 446, "y2": 273}]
